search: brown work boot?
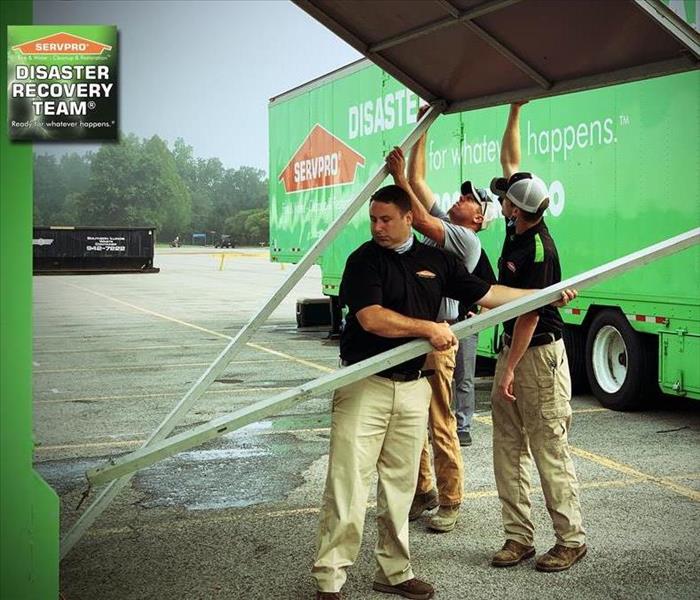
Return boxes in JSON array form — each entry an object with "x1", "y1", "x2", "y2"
[
  {"x1": 316, "y1": 592, "x2": 341, "y2": 599},
  {"x1": 408, "y1": 488, "x2": 438, "y2": 521},
  {"x1": 427, "y1": 505, "x2": 459, "y2": 532},
  {"x1": 536, "y1": 543, "x2": 587, "y2": 572},
  {"x1": 373, "y1": 577, "x2": 434, "y2": 599},
  {"x1": 491, "y1": 539, "x2": 536, "y2": 567}
]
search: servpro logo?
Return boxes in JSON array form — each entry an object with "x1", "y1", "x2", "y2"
[
  {"x1": 12, "y1": 32, "x2": 112, "y2": 55},
  {"x1": 278, "y1": 124, "x2": 365, "y2": 193},
  {"x1": 8, "y1": 26, "x2": 118, "y2": 141}
]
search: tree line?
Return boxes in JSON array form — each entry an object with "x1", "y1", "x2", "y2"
[{"x1": 34, "y1": 134, "x2": 269, "y2": 245}]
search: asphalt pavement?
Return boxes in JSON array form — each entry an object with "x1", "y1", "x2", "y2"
[{"x1": 32, "y1": 247, "x2": 700, "y2": 600}]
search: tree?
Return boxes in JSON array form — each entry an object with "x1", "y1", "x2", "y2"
[
  {"x1": 76, "y1": 134, "x2": 191, "y2": 239},
  {"x1": 34, "y1": 154, "x2": 66, "y2": 225},
  {"x1": 225, "y1": 207, "x2": 269, "y2": 245},
  {"x1": 33, "y1": 133, "x2": 270, "y2": 244}
]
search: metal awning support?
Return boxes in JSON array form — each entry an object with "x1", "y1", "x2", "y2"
[
  {"x1": 84, "y1": 228, "x2": 700, "y2": 488},
  {"x1": 433, "y1": 0, "x2": 552, "y2": 89},
  {"x1": 59, "y1": 103, "x2": 446, "y2": 559},
  {"x1": 368, "y1": 0, "x2": 521, "y2": 53},
  {"x1": 293, "y1": 0, "x2": 441, "y2": 102},
  {"x1": 446, "y1": 56, "x2": 696, "y2": 113},
  {"x1": 635, "y1": 0, "x2": 700, "y2": 58},
  {"x1": 293, "y1": 0, "x2": 699, "y2": 114}
]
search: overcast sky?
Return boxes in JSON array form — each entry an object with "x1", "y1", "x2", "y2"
[{"x1": 34, "y1": 0, "x2": 362, "y2": 173}]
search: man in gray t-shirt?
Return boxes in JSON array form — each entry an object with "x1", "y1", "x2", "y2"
[{"x1": 386, "y1": 130, "x2": 497, "y2": 533}]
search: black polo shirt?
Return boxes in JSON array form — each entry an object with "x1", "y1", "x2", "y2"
[
  {"x1": 459, "y1": 249, "x2": 497, "y2": 318},
  {"x1": 500, "y1": 217, "x2": 516, "y2": 258},
  {"x1": 497, "y1": 219, "x2": 563, "y2": 337},
  {"x1": 339, "y1": 237, "x2": 491, "y2": 374}
]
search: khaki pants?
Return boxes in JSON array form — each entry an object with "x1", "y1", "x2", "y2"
[
  {"x1": 312, "y1": 374, "x2": 431, "y2": 593},
  {"x1": 491, "y1": 339, "x2": 586, "y2": 548},
  {"x1": 416, "y1": 347, "x2": 464, "y2": 506}
]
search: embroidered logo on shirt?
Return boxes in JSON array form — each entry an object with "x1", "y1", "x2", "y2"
[
  {"x1": 506, "y1": 261, "x2": 517, "y2": 273},
  {"x1": 415, "y1": 270, "x2": 437, "y2": 279}
]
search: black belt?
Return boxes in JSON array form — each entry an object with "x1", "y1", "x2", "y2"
[
  {"x1": 340, "y1": 360, "x2": 435, "y2": 382},
  {"x1": 376, "y1": 369, "x2": 435, "y2": 382},
  {"x1": 502, "y1": 331, "x2": 561, "y2": 349}
]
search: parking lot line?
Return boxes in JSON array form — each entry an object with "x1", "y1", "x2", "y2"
[
  {"x1": 36, "y1": 363, "x2": 214, "y2": 374},
  {"x1": 61, "y1": 281, "x2": 235, "y2": 340},
  {"x1": 81, "y1": 472, "x2": 700, "y2": 539},
  {"x1": 30, "y1": 406, "x2": 619, "y2": 452},
  {"x1": 58, "y1": 281, "x2": 334, "y2": 373},
  {"x1": 35, "y1": 386, "x2": 293, "y2": 405},
  {"x1": 569, "y1": 446, "x2": 700, "y2": 502},
  {"x1": 34, "y1": 356, "x2": 337, "y2": 374},
  {"x1": 246, "y1": 342, "x2": 334, "y2": 373},
  {"x1": 34, "y1": 342, "x2": 225, "y2": 354},
  {"x1": 474, "y1": 415, "x2": 700, "y2": 503}
]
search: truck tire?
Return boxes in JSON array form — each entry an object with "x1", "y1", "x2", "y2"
[
  {"x1": 585, "y1": 310, "x2": 657, "y2": 411},
  {"x1": 562, "y1": 325, "x2": 587, "y2": 393}
]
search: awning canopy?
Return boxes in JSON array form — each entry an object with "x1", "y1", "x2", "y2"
[{"x1": 292, "y1": 0, "x2": 699, "y2": 112}]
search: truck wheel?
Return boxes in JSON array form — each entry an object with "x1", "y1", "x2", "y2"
[
  {"x1": 585, "y1": 310, "x2": 657, "y2": 411},
  {"x1": 562, "y1": 325, "x2": 587, "y2": 393}
]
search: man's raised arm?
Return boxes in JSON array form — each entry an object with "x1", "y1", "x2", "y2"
[
  {"x1": 386, "y1": 147, "x2": 446, "y2": 247},
  {"x1": 500, "y1": 102, "x2": 526, "y2": 178},
  {"x1": 407, "y1": 105, "x2": 437, "y2": 212}
]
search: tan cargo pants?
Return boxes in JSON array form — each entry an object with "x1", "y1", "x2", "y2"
[
  {"x1": 491, "y1": 339, "x2": 586, "y2": 548},
  {"x1": 312, "y1": 374, "x2": 432, "y2": 593},
  {"x1": 416, "y1": 347, "x2": 464, "y2": 506}
]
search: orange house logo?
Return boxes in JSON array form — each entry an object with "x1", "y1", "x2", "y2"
[
  {"x1": 12, "y1": 32, "x2": 112, "y2": 55},
  {"x1": 278, "y1": 125, "x2": 365, "y2": 194}
]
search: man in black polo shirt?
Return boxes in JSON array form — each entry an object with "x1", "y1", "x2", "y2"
[
  {"x1": 489, "y1": 169, "x2": 587, "y2": 573},
  {"x1": 311, "y1": 184, "x2": 575, "y2": 600}
]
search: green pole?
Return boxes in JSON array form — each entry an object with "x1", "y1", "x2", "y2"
[{"x1": 1, "y1": 2, "x2": 60, "y2": 599}]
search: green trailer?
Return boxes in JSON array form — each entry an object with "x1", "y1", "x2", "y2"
[{"x1": 269, "y1": 59, "x2": 700, "y2": 411}]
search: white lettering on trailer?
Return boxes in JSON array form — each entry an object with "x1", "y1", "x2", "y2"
[
  {"x1": 548, "y1": 180, "x2": 565, "y2": 217},
  {"x1": 527, "y1": 118, "x2": 615, "y2": 162},
  {"x1": 348, "y1": 88, "x2": 419, "y2": 140},
  {"x1": 293, "y1": 153, "x2": 340, "y2": 183}
]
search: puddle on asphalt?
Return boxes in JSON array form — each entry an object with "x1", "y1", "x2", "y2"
[
  {"x1": 36, "y1": 426, "x2": 327, "y2": 512},
  {"x1": 177, "y1": 447, "x2": 269, "y2": 462},
  {"x1": 133, "y1": 432, "x2": 327, "y2": 511}
]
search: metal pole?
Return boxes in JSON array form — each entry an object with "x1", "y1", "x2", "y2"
[
  {"x1": 85, "y1": 228, "x2": 699, "y2": 487},
  {"x1": 60, "y1": 103, "x2": 446, "y2": 559},
  {"x1": 634, "y1": 0, "x2": 700, "y2": 59}
]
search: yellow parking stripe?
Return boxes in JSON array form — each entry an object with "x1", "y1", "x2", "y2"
[
  {"x1": 34, "y1": 425, "x2": 332, "y2": 452},
  {"x1": 34, "y1": 342, "x2": 224, "y2": 354},
  {"x1": 35, "y1": 386, "x2": 292, "y2": 405},
  {"x1": 569, "y1": 447, "x2": 700, "y2": 502},
  {"x1": 474, "y1": 415, "x2": 699, "y2": 502},
  {"x1": 58, "y1": 281, "x2": 335, "y2": 373},
  {"x1": 246, "y1": 342, "x2": 333, "y2": 373},
  {"x1": 81, "y1": 473, "x2": 700, "y2": 538}
]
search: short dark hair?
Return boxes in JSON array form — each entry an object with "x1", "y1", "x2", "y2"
[
  {"x1": 518, "y1": 197, "x2": 549, "y2": 223},
  {"x1": 370, "y1": 185, "x2": 412, "y2": 214}
]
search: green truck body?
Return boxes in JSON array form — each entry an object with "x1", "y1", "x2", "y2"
[{"x1": 269, "y1": 62, "x2": 699, "y2": 410}]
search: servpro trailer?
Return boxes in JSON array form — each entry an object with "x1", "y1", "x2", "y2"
[{"x1": 269, "y1": 59, "x2": 699, "y2": 411}]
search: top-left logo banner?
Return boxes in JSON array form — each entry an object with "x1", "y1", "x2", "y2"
[{"x1": 7, "y1": 26, "x2": 118, "y2": 141}]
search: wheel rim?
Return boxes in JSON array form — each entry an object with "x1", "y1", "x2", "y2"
[{"x1": 592, "y1": 325, "x2": 628, "y2": 393}]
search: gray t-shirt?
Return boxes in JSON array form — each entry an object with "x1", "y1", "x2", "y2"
[{"x1": 423, "y1": 203, "x2": 481, "y2": 321}]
